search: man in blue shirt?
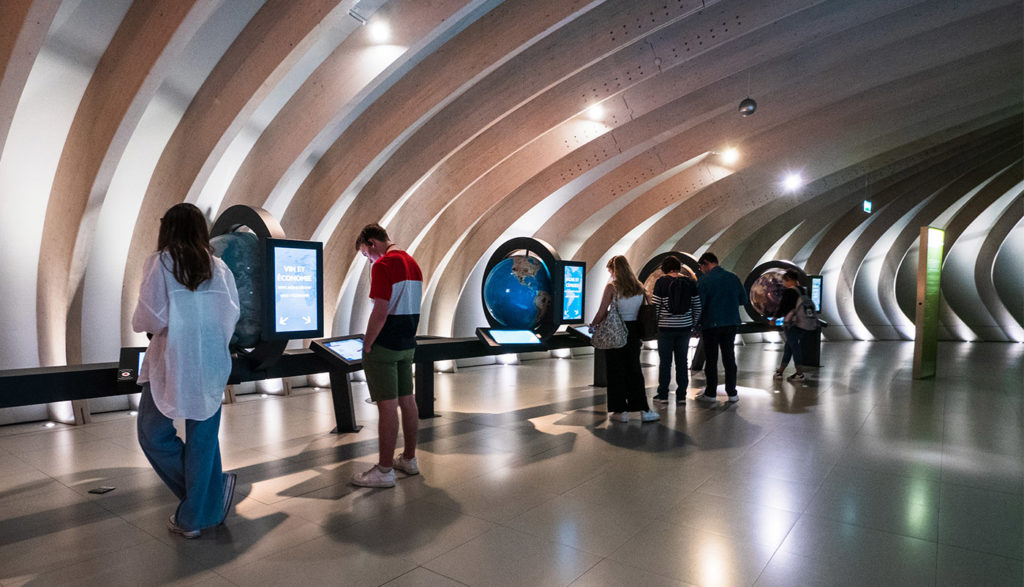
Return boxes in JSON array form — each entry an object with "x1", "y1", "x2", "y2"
[{"x1": 695, "y1": 252, "x2": 747, "y2": 404}]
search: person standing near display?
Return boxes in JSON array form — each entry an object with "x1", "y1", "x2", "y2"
[
  {"x1": 590, "y1": 255, "x2": 660, "y2": 423},
  {"x1": 695, "y1": 252, "x2": 747, "y2": 404},
  {"x1": 133, "y1": 203, "x2": 240, "y2": 539},
  {"x1": 351, "y1": 223, "x2": 423, "y2": 488},
  {"x1": 773, "y1": 270, "x2": 809, "y2": 381},
  {"x1": 651, "y1": 257, "x2": 701, "y2": 405}
]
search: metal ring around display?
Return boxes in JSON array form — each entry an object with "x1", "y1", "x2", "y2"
[
  {"x1": 211, "y1": 205, "x2": 287, "y2": 368},
  {"x1": 480, "y1": 237, "x2": 562, "y2": 341},
  {"x1": 637, "y1": 251, "x2": 702, "y2": 284},
  {"x1": 743, "y1": 260, "x2": 810, "y2": 323}
]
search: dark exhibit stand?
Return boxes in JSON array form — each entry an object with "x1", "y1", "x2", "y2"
[{"x1": 413, "y1": 332, "x2": 590, "y2": 419}]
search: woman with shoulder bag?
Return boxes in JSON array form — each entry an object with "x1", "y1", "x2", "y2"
[
  {"x1": 590, "y1": 255, "x2": 660, "y2": 423},
  {"x1": 773, "y1": 270, "x2": 809, "y2": 382}
]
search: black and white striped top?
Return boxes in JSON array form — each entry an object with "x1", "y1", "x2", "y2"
[{"x1": 651, "y1": 275, "x2": 702, "y2": 330}]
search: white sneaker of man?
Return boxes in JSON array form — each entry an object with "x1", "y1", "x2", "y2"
[
  {"x1": 640, "y1": 410, "x2": 661, "y2": 422},
  {"x1": 393, "y1": 454, "x2": 419, "y2": 475},
  {"x1": 351, "y1": 464, "x2": 396, "y2": 488}
]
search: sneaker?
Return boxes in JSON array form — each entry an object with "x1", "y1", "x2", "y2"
[
  {"x1": 653, "y1": 397, "x2": 670, "y2": 405},
  {"x1": 726, "y1": 395, "x2": 739, "y2": 403},
  {"x1": 609, "y1": 412, "x2": 629, "y2": 423},
  {"x1": 787, "y1": 373, "x2": 806, "y2": 381},
  {"x1": 695, "y1": 394, "x2": 718, "y2": 404},
  {"x1": 773, "y1": 369, "x2": 784, "y2": 379},
  {"x1": 219, "y1": 472, "x2": 237, "y2": 526},
  {"x1": 167, "y1": 514, "x2": 200, "y2": 539},
  {"x1": 393, "y1": 454, "x2": 419, "y2": 476},
  {"x1": 351, "y1": 465, "x2": 396, "y2": 488},
  {"x1": 676, "y1": 397, "x2": 686, "y2": 406},
  {"x1": 640, "y1": 410, "x2": 661, "y2": 422}
]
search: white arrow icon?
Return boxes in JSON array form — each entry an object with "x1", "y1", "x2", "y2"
[
  {"x1": 303, "y1": 316, "x2": 312, "y2": 324},
  {"x1": 279, "y1": 317, "x2": 289, "y2": 325}
]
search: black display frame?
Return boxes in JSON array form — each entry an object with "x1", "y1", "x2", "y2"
[
  {"x1": 309, "y1": 334, "x2": 366, "y2": 368},
  {"x1": 554, "y1": 260, "x2": 587, "y2": 325},
  {"x1": 742, "y1": 260, "x2": 811, "y2": 323},
  {"x1": 263, "y1": 237, "x2": 325, "y2": 340},
  {"x1": 480, "y1": 237, "x2": 562, "y2": 341}
]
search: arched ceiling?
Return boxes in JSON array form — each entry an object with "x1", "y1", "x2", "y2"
[{"x1": 0, "y1": 0, "x2": 1021, "y2": 371}]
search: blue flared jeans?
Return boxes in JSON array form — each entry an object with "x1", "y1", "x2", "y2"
[{"x1": 137, "y1": 385, "x2": 225, "y2": 532}]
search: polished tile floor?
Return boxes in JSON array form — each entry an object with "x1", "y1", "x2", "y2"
[{"x1": 0, "y1": 341, "x2": 1021, "y2": 586}]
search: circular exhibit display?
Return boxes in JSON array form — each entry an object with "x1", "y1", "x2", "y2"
[
  {"x1": 480, "y1": 237, "x2": 562, "y2": 340},
  {"x1": 210, "y1": 231, "x2": 262, "y2": 347},
  {"x1": 482, "y1": 254, "x2": 552, "y2": 330},
  {"x1": 743, "y1": 260, "x2": 809, "y2": 321},
  {"x1": 637, "y1": 251, "x2": 702, "y2": 294}
]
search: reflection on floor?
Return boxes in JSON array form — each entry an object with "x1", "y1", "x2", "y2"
[{"x1": 0, "y1": 341, "x2": 1021, "y2": 586}]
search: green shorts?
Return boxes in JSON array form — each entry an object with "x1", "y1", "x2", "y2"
[{"x1": 362, "y1": 344, "x2": 415, "y2": 402}]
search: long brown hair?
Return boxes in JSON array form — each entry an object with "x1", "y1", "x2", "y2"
[
  {"x1": 606, "y1": 255, "x2": 644, "y2": 298},
  {"x1": 157, "y1": 203, "x2": 212, "y2": 291}
]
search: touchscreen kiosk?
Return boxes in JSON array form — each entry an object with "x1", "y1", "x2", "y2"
[
  {"x1": 568, "y1": 324, "x2": 593, "y2": 340},
  {"x1": 555, "y1": 261, "x2": 586, "y2": 325},
  {"x1": 265, "y1": 238, "x2": 324, "y2": 339},
  {"x1": 476, "y1": 327, "x2": 544, "y2": 347},
  {"x1": 310, "y1": 335, "x2": 365, "y2": 369}
]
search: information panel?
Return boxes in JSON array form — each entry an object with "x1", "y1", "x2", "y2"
[
  {"x1": 556, "y1": 260, "x2": 586, "y2": 325},
  {"x1": 476, "y1": 327, "x2": 544, "y2": 347},
  {"x1": 265, "y1": 238, "x2": 324, "y2": 339},
  {"x1": 310, "y1": 335, "x2": 365, "y2": 368},
  {"x1": 810, "y1": 275, "x2": 822, "y2": 313}
]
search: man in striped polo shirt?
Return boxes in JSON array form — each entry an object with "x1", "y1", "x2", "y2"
[
  {"x1": 352, "y1": 224, "x2": 423, "y2": 488},
  {"x1": 651, "y1": 256, "x2": 702, "y2": 406}
]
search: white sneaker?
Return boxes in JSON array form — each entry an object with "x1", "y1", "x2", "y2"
[
  {"x1": 393, "y1": 454, "x2": 419, "y2": 475},
  {"x1": 351, "y1": 465, "x2": 395, "y2": 488},
  {"x1": 609, "y1": 412, "x2": 629, "y2": 423},
  {"x1": 640, "y1": 410, "x2": 661, "y2": 422},
  {"x1": 695, "y1": 394, "x2": 718, "y2": 404}
]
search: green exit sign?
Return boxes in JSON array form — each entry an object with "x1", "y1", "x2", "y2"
[{"x1": 863, "y1": 200, "x2": 873, "y2": 213}]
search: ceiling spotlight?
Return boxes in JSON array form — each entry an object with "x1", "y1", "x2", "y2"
[
  {"x1": 720, "y1": 148, "x2": 739, "y2": 165},
  {"x1": 783, "y1": 173, "x2": 803, "y2": 192},
  {"x1": 738, "y1": 97, "x2": 757, "y2": 116},
  {"x1": 368, "y1": 20, "x2": 390, "y2": 42},
  {"x1": 585, "y1": 104, "x2": 605, "y2": 121}
]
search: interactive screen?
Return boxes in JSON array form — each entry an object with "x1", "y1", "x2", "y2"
[
  {"x1": 555, "y1": 260, "x2": 586, "y2": 325},
  {"x1": 476, "y1": 327, "x2": 543, "y2": 347},
  {"x1": 265, "y1": 238, "x2": 324, "y2": 339},
  {"x1": 138, "y1": 351, "x2": 146, "y2": 373},
  {"x1": 810, "y1": 275, "x2": 822, "y2": 313},
  {"x1": 325, "y1": 338, "x2": 363, "y2": 363},
  {"x1": 773, "y1": 317, "x2": 785, "y2": 327},
  {"x1": 568, "y1": 325, "x2": 593, "y2": 339},
  {"x1": 310, "y1": 335, "x2": 365, "y2": 368}
]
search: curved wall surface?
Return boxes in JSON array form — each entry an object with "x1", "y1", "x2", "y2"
[{"x1": 0, "y1": 0, "x2": 1021, "y2": 383}]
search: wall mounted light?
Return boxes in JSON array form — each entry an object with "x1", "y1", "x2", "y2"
[
  {"x1": 783, "y1": 172, "x2": 803, "y2": 192},
  {"x1": 585, "y1": 104, "x2": 605, "y2": 121},
  {"x1": 348, "y1": 8, "x2": 367, "y2": 25},
  {"x1": 720, "y1": 147, "x2": 739, "y2": 164}
]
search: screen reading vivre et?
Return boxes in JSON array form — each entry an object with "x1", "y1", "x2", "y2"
[
  {"x1": 273, "y1": 246, "x2": 319, "y2": 333},
  {"x1": 326, "y1": 339, "x2": 363, "y2": 362},
  {"x1": 562, "y1": 265, "x2": 584, "y2": 321}
]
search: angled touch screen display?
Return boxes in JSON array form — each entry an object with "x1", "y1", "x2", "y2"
[
  {"x1": 569, "y1": 325, "x2": 592, "y2": 339},
  {"x1": 491, "y1": 329, "x2": 542, "y2": 345},
  {"x1": 265, "y1": 238, "x2": 324, "y2": 339},
  {"x1": 325, "y1": 338, "x2": 363, "y2": 363}
]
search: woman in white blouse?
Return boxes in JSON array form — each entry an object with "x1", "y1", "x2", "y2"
[
  {"x1": 590, "y1": 255, "x2": 660, "y2": 423},
  {"x1": 133, "y1": 203, "x2": 240, "y2": 538}
]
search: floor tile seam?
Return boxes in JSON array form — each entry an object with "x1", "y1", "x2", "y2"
[
  {"x1": 931, "y1": 540, "x2": 1024, "y2": 562},
  {"x1": 691, "y1": 474, "x2": 827, "y2": 516},
  {"x1": 938, "y1": 441, "x2": 1024, "y2": 461},
  {"x1": 792, "y1": 511, "x2": 942, "y2": 551},
  {"x1": 829, "y1": 461, "x2": 944, "y2": 488},
  {"x1": 652, "y1": 509, "x2": 795, "y2": 552},
  {"x1": 386, "y1": 565, "x2": 470, "y2": 587},
  {"x1": 935, "y1": 477, "x2": 1024, "y2": 500}
]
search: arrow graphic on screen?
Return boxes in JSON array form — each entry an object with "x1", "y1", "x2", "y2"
[
  {"x1": 279, "y1": 317, "x2": 289, "y2": 325},
  {"x1": 303, "y1": 316, "x2": 312, "y2": 324}
]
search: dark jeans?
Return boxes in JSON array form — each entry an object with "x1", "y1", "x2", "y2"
[
  {"x1": 701, "y1": 325, "x2": 738, "y2": 397},
  {"x1": 605, "y1": 321, "x2": 649, "y2": 412},
  {"x1": 780, "y1": 326, "x2": 807, "y2": 368},
  {"x1": 656, "y1": 329, "x2": 691, "y2": 398}
]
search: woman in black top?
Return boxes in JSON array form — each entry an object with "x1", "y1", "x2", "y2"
[{"x1": 774, "y1": 270, "x2": 807, "y2": 381}]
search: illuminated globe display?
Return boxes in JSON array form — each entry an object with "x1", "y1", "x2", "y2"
[
  {"x1": 748, "y1": 268, "x2": 786, "y2": 317},
  {"x1": 211, "y1": 231, "x2": 262, "y2": 347},
  {"x1": 483, "y1": 255, "x2": 553, "y2": 330}
]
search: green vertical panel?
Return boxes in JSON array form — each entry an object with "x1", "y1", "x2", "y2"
[{"x1": 913, "y1": 227, "x2": 944, "y2": 379}]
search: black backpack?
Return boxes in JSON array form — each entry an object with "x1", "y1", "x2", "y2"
[{"x1": 667, "y1": 276, "x2": 695, "y2": 315}]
